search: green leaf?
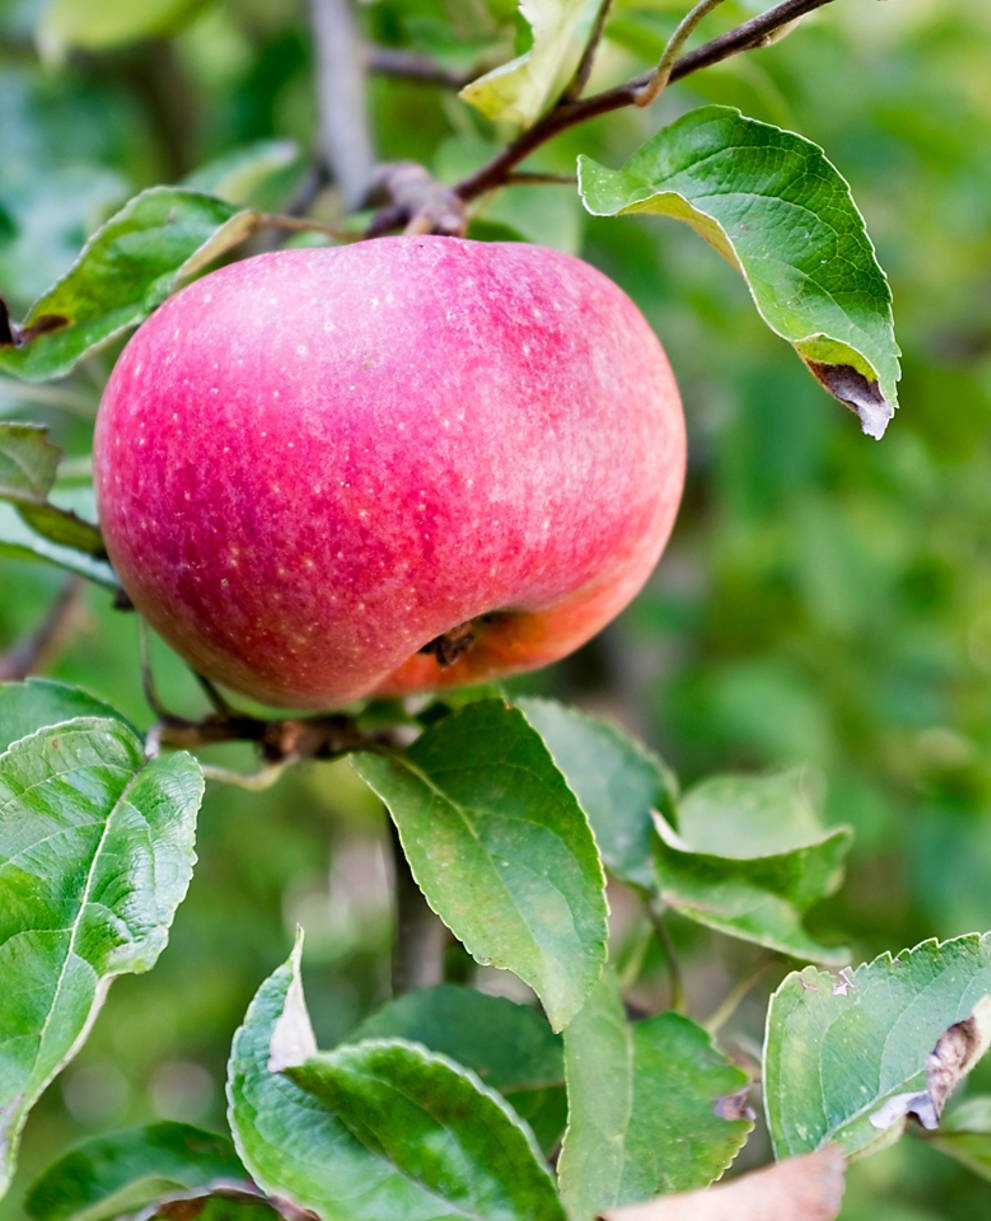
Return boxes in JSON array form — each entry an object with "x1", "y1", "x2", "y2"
[
  {"x1": 0, "y1": 187, "x2": 257, "y2": 382},
  {"x1": 228, "y1": 940, "x2": 565, "y2": 1221},
  {"x1": 0, "y1": 423, "x2": 106, "y2": 556},
  {"x1": 0, "y1": 501, "x2": 116, "y2": 586},
  {"x1": 347, "y1": 985, "x2": 565, "y2": 1153},
  {"x1": 0, "y1": 717, "x2": 203, "y2": 1199},
  {"x1": 182, "y1": 140, "x2": 302, "y2": 208},
  {"x1": 0, "y1": 678, "x2": 128, "y2": 753},
  {"x1": 461, "y1": 0, "x2": 600, "y2": 129},
  {"x1": 925, "y1": 1097, "x2": 991, "y2": 1183},
  {"x1": 558, "y1": 969, "x2": 752, "y2": 1218},
  {"x1": 24, "y1": 1122, "x2": 247, "y2": 1221},
  {"x1": 289, "y1": 1044, "x2": 565, "y2": 1221},
  {"x1": 578, "y1": 105, "x2": 901, "y2": 438},
  {"x1": 0, "y1": 421, "x2": 58, "y2": 499},
  {"x1": 764, "y1": 934, "x2": 991, "y2": 1160},
  {"x1": 37, "y1": 0, "x2": 208, "y2": 62},
  {"x1": 652, "y1": 770, "x2": 852, "y2": 963},
  {"x1": 515, "y1": 697, "x2": 675, "y2": 891},
  {"x1": 352, "y1": 700, "x2": 608, "y2": 1031}
]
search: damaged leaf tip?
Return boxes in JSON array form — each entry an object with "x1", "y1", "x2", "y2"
[{"x1": 805, "y1": 362, "x2": 894, "y2": 440}]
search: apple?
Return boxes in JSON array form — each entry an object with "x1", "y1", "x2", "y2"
[{"x1": 94, "y1": 236, "x2": 685, "y2": 709}]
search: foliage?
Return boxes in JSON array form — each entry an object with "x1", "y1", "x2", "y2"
[{"x1": 1, "y1": 1, "x2": 990, "y2": 1219}]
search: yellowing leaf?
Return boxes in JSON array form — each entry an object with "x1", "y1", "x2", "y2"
[{"x1": 460, "y1": 0, "x2": 599, "y2": 129}]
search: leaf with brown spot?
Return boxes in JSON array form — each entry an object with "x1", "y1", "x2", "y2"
[
  {"x1": 0, "y1": 187, "x2": 259, "y2": 383},
  {"x1": 601, "y1": 1148, "x2": 845, "y2": 1221},
  {"x1": 580, "y1": 107, "x2": 901, "y2": 437},
  {"x1": 765, "y1": 934, "x2": 991, "y2": 1159},
  {"x1": 869, "y1": 995, "x2": 991, "y2": 1132}
]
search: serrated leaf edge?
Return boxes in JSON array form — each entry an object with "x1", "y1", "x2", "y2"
[
  {"x1": 576, "y1": 105, "x2": 901, "y2": 431},
  {"x1": 0, "y1": 718, "x2": 202, "y2": 1196},
  {"x1": 292, "y1": 1037, "x2": 559, "y2": 1195},
  {"x1": 763, "y1": 932, "x2": 991, "y2": 1159},
  {"x1": 353, "y1": 699, "x2": 609, "y2": 1031}
]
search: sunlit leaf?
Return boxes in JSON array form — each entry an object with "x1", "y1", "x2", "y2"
[
  {"x1": 37, "y1": 0, "x2": 208, "y2": 63},
  {"x1": 0, "y1": 717, "x2": 202, "y2": 1199},
  {"x1": 579, "y1": 105, "x2": 901, "y2": 437},
  {"x1": 461, "y1": 0, "x2": 600, "y2": 128},
  {"x1": 182, "y1": 140, "x2": 302, "y2": 208},
  {"x1": 765, "y1": 934, "x2": 991, "y2": 1159},
  {"x1": 0, "y1": 188, "x2": 257, "y2": 382},
  {"x1": 228, "y1": 939, "x2": 565, "y2": 1220}
]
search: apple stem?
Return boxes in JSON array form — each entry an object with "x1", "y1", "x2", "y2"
[
  {"x1": 636, "y1": 0, "x2": 733, "y2": 109},
  {"x1": 646, "y1": 898, "x2": 686, "y2": 1014},
  {"x1": 388, "y1": 817, "x2": 447, "y2": 995}
]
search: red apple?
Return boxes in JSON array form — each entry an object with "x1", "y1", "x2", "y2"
[{"x1": 93, "y1": 236, "x2": 685, "y2": 709}]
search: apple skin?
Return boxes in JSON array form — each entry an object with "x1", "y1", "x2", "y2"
[{"x1": 93, "y1": 236, "x2": 685, "y2": 709}]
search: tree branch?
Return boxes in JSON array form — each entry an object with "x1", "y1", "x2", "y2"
[
  {"x1": 149, "y1": 707, "x2": 384, "y2": 763},
  {"x1": 453, "y1": 0, "x2": 838, "y2": 203},
  {"x1": 365, "y1": 46, "x2": 473, "y2": 90},
  {"x1": 0, "y1": 577, "x2": 83, "y2": 682},
  {"x1": 308, "y1": 0, "x2": 374, "y2": 208},
  {"x1": 389, "y1": 818, "x2": 447, "y2": 994}
]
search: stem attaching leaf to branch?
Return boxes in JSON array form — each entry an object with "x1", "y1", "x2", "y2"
[
  {"x1": 636, "y1": 0, "x2": 732, "y2": 108},
  {"x1": 453, "y1": 0, "x2": 839, "y2": 203}
]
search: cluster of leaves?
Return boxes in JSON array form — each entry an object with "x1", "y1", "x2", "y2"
[
  {"x1": 4, "y1": 680, "x2": 991, "y2": 1219},
  {"x1": 1, "y1": 0, "x2": 990, "y2": 1219}
]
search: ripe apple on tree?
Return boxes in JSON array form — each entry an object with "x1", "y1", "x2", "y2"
[{"x1": 94, "y1": 235, "x2": 686, "y2": 708}]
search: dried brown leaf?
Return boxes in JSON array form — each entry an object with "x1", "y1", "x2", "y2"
[{"x1": 601, "y1": 1147, "x2": 845, "y2": 1221}]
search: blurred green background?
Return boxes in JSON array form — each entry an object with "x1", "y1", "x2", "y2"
[{"x1": 1, "y1": 0, "x2": 989, "y2": 1216}]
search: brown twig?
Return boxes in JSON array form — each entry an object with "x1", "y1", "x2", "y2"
[
  {"x1": 0, "y1": 577, "x2": 83, "y2": 682},
  {"x1": 503, "y1": 171, "x2": 578, "y2": 187},
  {"x1": 150, "y1": 707, "x2": 383, "y2": 764},
  {"x1": 364, "y1": 162, "x2": 467, "y2": 238},
  {"x1": 636, "y1": 0, "x2": 732, "y2": 107},
  {"x1": 453, "y1": 0, "x2": 839, "y2": 203},
  {"x1": 365, "y1": 46, "x2": 474, "y2": 90},
  {"x1": 257, "y1": 211, "x2": 359, "y2": 243}
]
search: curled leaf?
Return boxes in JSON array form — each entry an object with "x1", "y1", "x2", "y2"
[{"x1": 579, "y1": 106, "x2": 901, "y2": 437}]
